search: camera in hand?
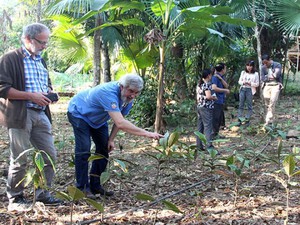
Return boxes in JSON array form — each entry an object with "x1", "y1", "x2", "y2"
[{"x1": 45, "y1": 93, "x2": 59, "y2": 102}]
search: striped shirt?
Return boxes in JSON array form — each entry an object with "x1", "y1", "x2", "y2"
[{"x1": 23, "y1": 47, "x2": 48, "y2": 109}]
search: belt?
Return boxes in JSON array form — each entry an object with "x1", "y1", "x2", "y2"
[
  {"x1": 265, "y1": 83, "x2": 278, "y2": 86},
  {"x1": 28, "y1": 107, "x2": 44, "y2": 112}
]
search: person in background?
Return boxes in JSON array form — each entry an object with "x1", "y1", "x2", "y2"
[
  {"x1": 260, "y1": 54, "x2": 282, "y2": 126},
  {"x1": 0, "y1": 23, "x2": 62, "y2": 212},
  {"x1": 211, "y1": 63, "x2": 230, "y2": 139},
  {"x1": 237, "y1": 60, "x2": 259, "y2": 125},
  {"x1": 196, "y1": 69, "x2": 218, "y2": 150},
  {"x1": 67, "y1": 73, "x2": 163, "y2": 198}
]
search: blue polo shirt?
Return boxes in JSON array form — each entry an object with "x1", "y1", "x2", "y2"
[
  {"x1": 68, "y1": 81, "x2": 132, "y2": 129},
  {"x1": 212, "y1": 73, "x2": 226, "y2": 105}
]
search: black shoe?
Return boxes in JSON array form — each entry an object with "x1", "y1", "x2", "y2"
[
  {"x1": 83, "y1": 190, "x2": 96, "y2": 199},
  {"x1": 8, "y1": 195, "x2": 31, "y2": 212},
  {"x1": 91, "y1": 187, "x2": 114, "y2": 196},
  {"x1": 36, "y1": 195, "x2": 63, "y2": 205},
  {"x1": 213, "y1": 134, "x2": 226, "y2": 140}
]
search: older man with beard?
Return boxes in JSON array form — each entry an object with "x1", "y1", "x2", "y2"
[
  {"x1": 67, "y1": 73, "x2": 163, "y2": 198},
  {"x1": 0, "y1": 23, "x2": 62, "y2": 212}
]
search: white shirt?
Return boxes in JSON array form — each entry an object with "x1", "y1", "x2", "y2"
[{"x1": 238, "y1": 71, "x2": 260, "y2": 95}]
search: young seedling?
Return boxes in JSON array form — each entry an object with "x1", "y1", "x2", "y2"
[
  {"x1": 56, "y1": 186, "x2": 104, "y2": 224},
  {"x1": 226, "y1": 152, "x2": 250, "y2": 207},
  {"x1": 135, "y1": 192, "x2": 183, "y2": 222},
  {"x1": 16, "y1": 148, "x2": 56, "y2": 209},
  {"x1": 265, "y1": 146, "x2": 300, "y2": 225},
  {"x1": 143, "y1": 131, "x2": 180, "y2": 190}
]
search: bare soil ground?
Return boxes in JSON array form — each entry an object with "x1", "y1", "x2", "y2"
[{"x1": 0, "y1": 94, "x2": 300, "y2": 225}]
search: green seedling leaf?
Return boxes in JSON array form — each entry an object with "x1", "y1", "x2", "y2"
[
  {"x1": 291, "y1": 170, "x2": 300, "y2": 177},
  {"x1": 212, "y1": 138, "x2": 230, "y2": 143},
  {"x1": 113, "y1": 159, "x2": 128, "y2": 173},
  {"x1": 228, "y1": 121, "x2": 241, "y2": 129},
  {"x1": 243, "y1": 159, "x2": 250, "y2": 168},
  {"x1": 22, "y1": 168, "x2": 35, "y2": 187},
  {"x1": 33, "y1": 173, "x2": 40, "y2": 188},
  {"x1": 135, "y1": 193, "x2": 155, "y2": 201},
  {"x1": 237, "y1": 156, "x2": 250, "y2": 169},
  {"x1": 277, "y1": 130, "x2": 286, "y2": 139},
  {"x1": 100, "y1": 171, "x2": 110, "y2": 185},
  {"x1": 34, "y1": 152, "x2": 45, "y2": 173},
  {"x1": 55, "y1": 191, "x2": 72, "y2": 201},
  {"x1": 168, "y1": 132, "x2": 180, "y2": 147},
  {"x1": 226, "y1": 155, "x2": 235, "y2": 166},
  {"x1": 88, "y1": 155, "x2": 105, "y2": 162},
  {"x1": 283, "y1": 155, "x2": 296, "y2": 176},
  {"x1": 228, "y1": 164, "x2": 241, "y2": 176},
  {"x1": 41, "y1": 150, "x2": 56, "y2": 173},
  {"x1": 194, "y1": 131, "x2": 207, "y2": 145},
  {"x1": 154, "y1": 146, "x2": 164, "y2": 152},
  {"x1": 246, "y1": 138, "x2": 255, "y2": 147},
  {"x1": 162, "y1": 200, "x2": 183, "y2": 213},
  {"x1": 207, "y1": 148, "x2": 218, "y2": 158},
  {"x1": 67, "y1": 186, "x2": 85, "y2": 200},
  {"x1": 264, "y1": 125, "x2": 273, "y2": 132},
  {"x1": 85, "y1": 198, "x2": 104, "y2": 212},
  {"x1": 14, "y1": 148, "x2": 34, "y2": 162},
  {"x1": 159, "y1": 131, "x2": 169, "y2": 149},
  {"x1": 239, "y1": 117, "x2": 247, "y2": 122}
]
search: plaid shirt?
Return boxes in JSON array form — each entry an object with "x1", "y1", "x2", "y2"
[{"x1": 23, "y1": 47, "x2": 49, "y2": 109}]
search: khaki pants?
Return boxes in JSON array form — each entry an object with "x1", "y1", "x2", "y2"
[
  {"x1": 263, "y1": 84, "x2": 280, "y2": 124},
  {"x1": 7, "y1": 109, "x2": 56, "y2": 200}
]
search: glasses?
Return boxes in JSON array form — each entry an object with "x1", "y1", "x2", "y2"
[{"x1": 32, "y1": 38, "x2": 48, "y2": 46}]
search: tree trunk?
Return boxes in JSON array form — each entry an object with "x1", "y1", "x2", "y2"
[
  {"x1": 101, "y1": 37, "x2": 111, "y2": 82},
  {"x1": 171, "y1": 43, "x2": 187, "y2": 101},
  {"x1": 252, "y1": 1, "x2": 263, "y2": 97},
  {"x1": 155, "y1": 43, "x2": 166, "y2": 133},
  {"x1": 93, "y1": 14, "x2": 102, "y2": 86},
  {"x1": 36, "y1": 0, "x2": 41, "y2": 22}
]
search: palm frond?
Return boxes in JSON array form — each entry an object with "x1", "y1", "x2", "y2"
[
  {"x1": 46, "y1": 0, "x2": 93, "y2": 18},
  {"x1": 50, "y1": 15, "x2": 92, "y2": 63},
  {"x1": 270, "y1": 0, "x2": 300, "y2": 35}
]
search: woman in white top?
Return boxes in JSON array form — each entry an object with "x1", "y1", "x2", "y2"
[{"x1": 237, "y1": 60, "x2": 259, "y2": 124}]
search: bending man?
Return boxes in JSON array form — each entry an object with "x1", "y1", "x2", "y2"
[{"x1": 67, "y1": 73, "x2": 163, "y2": 197}]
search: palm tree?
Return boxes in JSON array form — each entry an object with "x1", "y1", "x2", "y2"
[
  {"x1": 46, "y1": 0, "x2": 115, "y2": 84},
  {"x1": 48, "y1": 15, "x2": 92, "y2": 73},
  {"x1": 143, "y1": 0, "x2": 255, "y2": 133},
  {"x1": 46, "y1": 0, "x2": 147, "y2": 84}
]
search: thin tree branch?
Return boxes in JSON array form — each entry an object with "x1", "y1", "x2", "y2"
[{"x1": 76, "y1": 176, "x2": 216, "y2": 225}]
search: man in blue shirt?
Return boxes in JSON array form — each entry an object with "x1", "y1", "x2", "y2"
[
  {"x1": 67, "y1": 74, "x2": 163, "y2": 197},
  {"x1": 211, "y1": 63, "x2": 230, "y2": 139}
]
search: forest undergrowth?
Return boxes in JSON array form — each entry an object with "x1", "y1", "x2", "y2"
[{"x1": 0, "y1": 94, "x2": 300, "y2": 225}]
